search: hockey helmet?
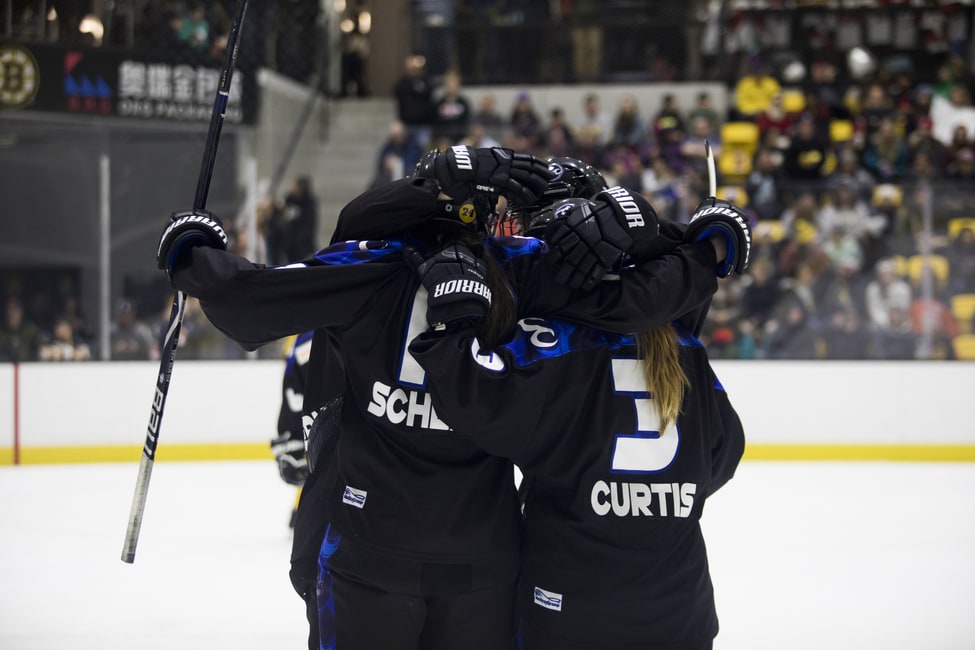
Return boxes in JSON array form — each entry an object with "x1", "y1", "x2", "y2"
[
  {"x1": 498, "y1": 157, "x2": 607, "y2": 236},
  {"x1": 414, "y1": 149, "x2": 499, "y2": 237}
]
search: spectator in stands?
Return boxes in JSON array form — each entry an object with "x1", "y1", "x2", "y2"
[
  {"x1": 823, "y1": 309, "x2": 871, "y2": 359},
  {"x1": 739, "y1": 257, "x2": 782, "y2": 331},
  {"x1": 177, "y1": 2, "x2": 210, "y2": 53},
  {"x1": 653, "y1": 104, "x2": 689, "y2": 175},
  {"x1": 282, "y1": 176, "x2": 318, "y2": 263},
  {"x1": 864, "y1": 258, "x2": 913, "y2": 334},
  {"x1": 687, "y1": 91, "x2": 720, "y2": 135},
  {"x1": 39, "y1": 316, "x2": 91, "y2": 362},
  {"x1": 462, "y1": 120, "x2": 502, "y2": 149},
  {"x1": 432, "y1": 69, "x2": 471, "y2": 145},
  {"x1": 755, "y1": 93, "x2": 795, "y2": 141},
  {"x1": 393, "y1": 55, "x2": 436, "y2": 151},
  {"x1": 863, "y1": 117, "x2": 909, "y2": 181},
  {"x1": 820, "y1": 223, "x2": 864, "y2": 275},
  {"x1": 340, "y1": 28, "x2": 371, "y2": 97},
  {"x1": 371, "y1": 120, "x2": 423, "y2": 189},
  {"x1": 0, "y1": 297, "x2": 43, "y2": 362},
  {"x1": 607, "y1": 94, "x2": 648, "y2": 155},
  {"x1": 110, "y1": 299, "x2": 158, "y2": 361},
  {"x1": 651, "y1": 94, "x2": 686, "y2": 138},
  {"x1": 946, "y1": 227, "x2": 975, "y2": 297},
  {"x1": 762, "y1": 263, "x2": 821, "y2": 359},
  {"x1": 947, "y1": 146, "x2": 975, "y2": 181},
  {"x1": 508, "y1": 90, "x2": 543, "y2": 151},
  {"x1": 828, "y1": 146, "x2": 876, "y2": 205},
  {"x1": 782, "y1": 113, "x2": 827, "y2": 185},
  {"x1": 907, "y1": 116, "x2": 947, "y2": 174},
  {"x1": 573, "y1": 92, "x2": 612, "y2": 166},
  {"x1": 177, "y1": 297, "x2": 242, "y2": 360},
  {"x1": 733, "y1": 55, "x2": 781, "y2": 120},
  {"x1": 745, "y1": 147, "x2": 785, "y2": 221},
  {"x1": 57, "y1": 294, "x2": 94, "y2": 352},
  {"x1": 805, "y1": 56, "x2": 850, "y2": 122},
  {"x1": 858, "y1": 83, "x2": 894, "y2": 139},
  {"x1": 681, "y1": 114, "x2": 720, "y2": 180},
  {"x1": 909, "y1": 266, "x2": 961, "y2": 360},
  {"x1": 871, "y1": 304, "x2": 919, "y2": 360},
  {"x1": 471, "y1": 93, "x2": 505, "y2": 145},
  {"x1": 818, "y1": 180, "x2": 871, "y2": 239},
  {"x1": 541, "y1": 107, "x2": 575, "y2": 159}
]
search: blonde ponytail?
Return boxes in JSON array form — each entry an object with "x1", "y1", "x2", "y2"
[{"x1": 635, "y1": 327, "x2": 688, "y2": 433}]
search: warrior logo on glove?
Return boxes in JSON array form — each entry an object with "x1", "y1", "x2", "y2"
[{"x1": 603, "y1": 185, "x2": 648, "y2": 229}]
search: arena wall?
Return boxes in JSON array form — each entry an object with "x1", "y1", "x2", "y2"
[{"x1": 1, "y1": 360, "x2": 972, "y2": 465}]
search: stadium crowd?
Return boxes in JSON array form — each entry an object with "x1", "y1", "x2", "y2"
[{"x1": 377, "y1": 51, "x2": 975, "y2": 361}]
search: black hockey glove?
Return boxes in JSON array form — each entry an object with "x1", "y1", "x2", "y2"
[
  {"x1": 156, "y1": 210, "x2": 228, "y2": 275},
  {"x1": 416, "y1": 145, "x2": 553, "y2": 206},
  {"x1": 411, "y1": 243, "x2": 492, "y2": 331},
  {"x1": 683, "y1": 198, "x2": 751, "y2": 278},
  {"x1": 270, "y1": 429, "x2": 308, "y2": 486},
  {"x1": 542, "y1": 186, "x2": 660, "y2": 291}
]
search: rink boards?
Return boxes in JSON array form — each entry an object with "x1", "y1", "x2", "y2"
[{"x1": 1, "y1": 360, "x2": 973, "y2": 464}]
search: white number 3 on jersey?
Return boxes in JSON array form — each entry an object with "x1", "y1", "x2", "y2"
[{"x1": 609, "y1": 358, "x2": 679, "y2": 473}]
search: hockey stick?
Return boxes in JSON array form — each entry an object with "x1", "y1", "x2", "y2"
[
  {"x1": 121, "y1": 0, "x2": 251, "y2": 564},
  {"x1": 705, "y1": 139, "x2": 717, "y2": 198}
]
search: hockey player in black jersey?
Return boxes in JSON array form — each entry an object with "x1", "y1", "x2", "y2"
[
  {"x1": 408, "y1": 199, "x2": 750, "y2": 650},
  {"x1": 156, "y1": 146, "x2": 727, "y2": 650},
  {"x1": 270, "y1": 331, "x2": 314, "y2": 528}
]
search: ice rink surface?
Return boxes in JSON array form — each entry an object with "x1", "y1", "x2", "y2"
[{"x1": 2, "y1": 459, "x2": 974, "y2": 650}]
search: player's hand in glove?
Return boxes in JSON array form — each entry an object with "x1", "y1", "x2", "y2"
[
  {"x1": 156, "y1": 210, "x2": 228, "y2": 275},
  {"x1": 270, "y1": 429, "x2": 308, "y2": 486},
  {"x1": 411, "y1": 242, "x2": 492, "y2": 331},
  {"x1": 416, "y1": 145, "x2": 553, "y2": 206},
  {"x1": 683, "y1": 198, "x2": 751, "y2": 278},
  {"x1": 541, "y1": 186, "x2": 660, "y2": 291}
]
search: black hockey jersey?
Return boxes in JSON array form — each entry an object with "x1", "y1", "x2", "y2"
[
  {"x1": 170, "y1": 222, "x2": 721, "y2": 597},
  {"x1": 409, "y1": 319, "x2": 745, "y2": 646}
]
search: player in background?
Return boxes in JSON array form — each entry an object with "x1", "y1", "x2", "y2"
[
  {"x1": 270, "y1": 330, "x2": 313, "y2": 528},
  {"x1": 156, "y1": 146, "x2": 725, "y2": 649},
  {"x1": 408, "y1": 197, "x2": 750, "y2": 650}
]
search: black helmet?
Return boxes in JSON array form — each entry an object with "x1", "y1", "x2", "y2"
[
  {"x1": 497, "y1": 157, "x2": 607, "y2": 236},
  {"x1": 413, "y1": 149, "x2": 499, "y2": 237}
]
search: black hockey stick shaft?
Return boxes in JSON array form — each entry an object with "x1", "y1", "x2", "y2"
[{"x1": 122, "y1": 0, "x2": 251, "y2": 564}]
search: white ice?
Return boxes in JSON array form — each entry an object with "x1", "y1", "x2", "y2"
[{"x1": 1, "y1": 460, "x2": 974, "y2": 649}]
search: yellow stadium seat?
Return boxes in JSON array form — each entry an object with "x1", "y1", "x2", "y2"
[
  {"x1": 830, "y1": 119, "x2": 854, "y2": 143},
  {"x1": 718, "y1": 149, "x2": 752, "y2": 181},
  {"x1": 951, "y1": 334, "x2": 975, "y2": 360},
  {"x1": 891, "y1": 254, "x2": 909, "y2": 278},
  {"x1": 951, "y1": 293, "x2": 975, "y2": 334},
  {"x1": 908, "y1": 254, "x2": 950, "y2": 286},
  {"x1": 948, "y1": 217, "x2": 975, "y2": 241},
  {"x1": 720, "y1": 121, "x2": 760, "y2": 153},
  {"x1": 781, "y1": 89, "x2": 806, "y2": 114}
]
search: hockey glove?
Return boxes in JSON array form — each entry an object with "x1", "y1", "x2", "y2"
[
  {"x1": 542, "y1": 186, "x2": 660, "y2": 291},
  {"x1": 156, "y1": 210, "x2": 228, "y2": 275},
  {"x1": 270, "y1": 429, "x2": 308, "y2": 486},
  {"x1": 683, "y1": 198, "x2": 751, "y2": 277},
  {"x1": 412, "y1": 243, "x2": 492, "y2": 331},
  {"x1": 416, "y1": 145, "x2": 553, "y2": 206}
]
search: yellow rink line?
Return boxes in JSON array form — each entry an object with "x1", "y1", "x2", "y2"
[{"x1": 2, "y1": 443, "x2": 975, "y2": 465}]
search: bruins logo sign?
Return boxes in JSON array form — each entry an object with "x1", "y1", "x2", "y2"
[{"x1": 0, "y1": 45, "x2": 40, "y2": 110}]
